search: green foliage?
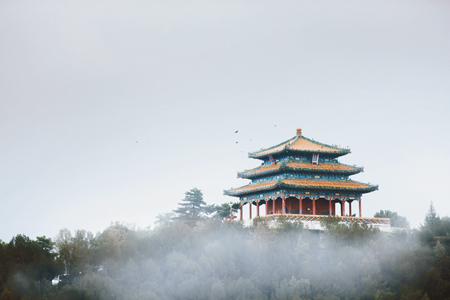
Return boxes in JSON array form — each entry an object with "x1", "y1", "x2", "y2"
[
  {"x1": 0, "y1": 234, "x2": 62, "y2": 299},
  {"x1": 154, "y1": 212, "x2": 175, "y2": 227},
  {"x1": 275, "y1": 276, "x2": 310, "y2": 300},
  {"x1": 321, "y1": 219, "x2": 380, "y2": 246},
  {"x1": 435, "y1": 241, "x2": 446, "y2": 264},
  {"x1": 424, "y1": 202, "x2": 439, "y2": 229},
  {"x1": 78, "y1": 273, "x2": 122, "y2": 300},
  {"x1": 213, "y1": 203, "x2": 232, "y2": 220},
  {"x1": 275, "y1": 215, "x2": 303, "y2": 234},
  {"x1": 319, "y1": 216, "x2": 340, "y2": 230},
  {"x1": 55, "y1": 229, "x2": 95, "y2": 284},
  {"x1": 374, "y1": 210, "x2": 410, "y2": 228},
  {"x1": 213, "y1": 202, "x2": 240, "y2": 220},
  {"x1": 420, "y1": 203, "x2": 450, "y2": 247},
  {"x1": 252, "y1": 216, "x2": 269, "y2": 229},
  {"x1": 2, "y1": 203, "x2": 450, "y2": 299},
  {"x1": 172, "y1": 188, "x2": 215, "y2": 224}
]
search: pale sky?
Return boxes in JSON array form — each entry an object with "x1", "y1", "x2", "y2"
[{"x1": 1, "y1": 0, "x2": 450, "y2": 241}]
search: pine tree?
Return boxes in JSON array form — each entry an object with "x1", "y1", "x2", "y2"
[
  {"x1": 213, "y1": 202, "x2": 241, "y2": 220},
  {"x1": 424, "y1": 202, "x2": 440, "y2": 230},
  {"x1": 420, "y1": 202, "x2": 443, "y2": 245},
  {"x1": 374, "y1": 210, "x2": 410, "y2": 228},
  {"x1": 172, "y1": 188, "x2": 212, "y2": 223}
]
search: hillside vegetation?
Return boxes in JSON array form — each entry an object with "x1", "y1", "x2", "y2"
[{"x1": 1, "y1": 192, "x2": 449, "y2": 300}]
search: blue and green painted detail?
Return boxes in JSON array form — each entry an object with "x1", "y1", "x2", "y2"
[{"x1": 262, "y1": 214, "x2": 390, "y2": 225}]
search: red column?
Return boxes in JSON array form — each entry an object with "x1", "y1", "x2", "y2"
[
  {"x1": 312, "y1": 198, "x2": 316, "y2": 215},
  {"x1": 299, "y1": 197, "x2": 302, "y2": 214},
  {"x1": 249, "y1": 202, "x2": 252, "y2": 220},
  {"x1": 273, "y1": 198, "x2": 276, "y2": 214},
  {"x1": 359, "y1": 199, "x2": 362, "y2": 217},
  {"x1": 349, "y1": 201, "x2": 352, "y2": 216},
  {"x1": 282, "y1": 196, "x2": 286, "y2": 215},
  {"x1": 240, "y1": 204, "x2": 243, "y2": 220},
  {"x1": 341, "y1": 200, "x2": 346, "y2": 216},
  {"x1": 265, "y1": 199, "x2": 268, "y2": 215},
  {"x1": 329, "y1": 198, "x2": 332, "y2": 216},
  {"x1": 256, "y1": 200, "x2": 260, "y2": 217}
]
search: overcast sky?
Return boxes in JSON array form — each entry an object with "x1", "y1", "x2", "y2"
[{"x1": 1, "y1": 0, "x2": 449, "y2": 241}]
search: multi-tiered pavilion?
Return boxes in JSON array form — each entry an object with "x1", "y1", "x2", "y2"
[{"x1": 225, "y1": 129, "x2": 389, "y2": 225}]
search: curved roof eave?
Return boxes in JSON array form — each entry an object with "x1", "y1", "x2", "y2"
[
  {"x1": 280, "y1": 180, "x2": 378, "y2": 194},
  {"x1": 248, "y1": 135, "x2": 350, "y2": 159},
  {"x1": 237, "y1": 162, "x2": 363, "y2": 179},
  {"x1": 224, "y1": 179, "x2": 377, "y2": 197}
]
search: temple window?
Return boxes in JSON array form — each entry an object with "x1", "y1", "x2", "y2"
[{"x1": 312, "y1": 153, "x2": 319, "y2": 164}]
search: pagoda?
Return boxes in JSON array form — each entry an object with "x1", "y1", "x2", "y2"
[{"x1": 224, "y1": 129, "x2": 388, "y2": 225}]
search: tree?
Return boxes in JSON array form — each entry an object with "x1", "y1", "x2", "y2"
[
  {"x1": 275, "y1": 215, "x2": 303, "y2": 234},
  {"x1": 321, "y1": 220, "x2": 379, "y2": 245},
  {"x1": 213, "y1": 202, "x2": 240, "y2": 220},
  {"x1": 6, "y1": 235, "x2": 62, "y2": 282},
  {"x1": 275, "y1": 276, "x2": 310, "y2": 300},
  {"x1": 55, "y1": 229, "x2": 94, "y2": 285},
  {"x1": 172, "y1": 188, "x2": 214, "y2": 223},
  {"x1": 95, "y1": 222, "x2": 140, "y2": 275},
  {"x1": 420, "y1": 202, "x2": 447, "y2": 244},
  {"x1": 1, "y1": 235, "x2": 62, "y2": 298},
  {"x1": 35, "y1": 236, "x2": 63, "y2": 282},
  {"x1": 434, "y1": 241, "x2": 446, "y2": 266},
  {"x1": 154, "y1": 212, "x2": 175, "y2": 227},
  {"x1": 423, "y1": 202, "x2": 440, "y2": 230},
  {"x1": 374, "y1": 210, "x2": 410, "y2": 228},
  {"x1": 320, "y1": 216, "x2": 341, "y2": 230}
]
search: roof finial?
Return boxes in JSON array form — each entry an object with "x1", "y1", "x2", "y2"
[{"x1": 296, "y1": 128, "x2": 302, "y2": 136}]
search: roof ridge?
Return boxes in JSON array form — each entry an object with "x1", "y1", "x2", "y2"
[
  {"x1": 294, "y1": 135, "x2": 347, "y2": 152},
  {"x1": 248, "y1": 136, "x2": 295, "y2": 157},
  {"x1": 249, "y1": 133, "x2": 350, "y2": 159}
]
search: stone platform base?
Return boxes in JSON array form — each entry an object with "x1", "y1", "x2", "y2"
[{"x1": 243, "y1": 214, "x2": 394, "y2": 232}]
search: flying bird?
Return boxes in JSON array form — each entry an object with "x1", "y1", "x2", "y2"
[{"x1": 235, "y1": 130, "x2": 238, "y2": 133}]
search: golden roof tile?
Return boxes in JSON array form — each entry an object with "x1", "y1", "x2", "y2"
[
  {"x1": 225, "y1": 178, "x2": 377, "y2": 196},
  {"x1": 249, "y1": 131, "x2": 349, "y2": 158},
  {"x1": 282, "y1": 179, "x2": 371, "y2": 189},
  {"x1": 241, "y1": 164, "x2": 282, "y2": 176},
  {"x1": 288, "y1": 137, "x2": 342, "y2": 152},
  {"x1": 252, "y1": 139, "x2": 292, "y2": 157},
  {"x1": 238, "y1": 161, "x2": 361, "y2": 178},
  {"x1": 227, "y1": 181, "x2": 279, "y2": 194},
  {"x1": 285, "y1": 162, "x2": 357, "y2": 171}
]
